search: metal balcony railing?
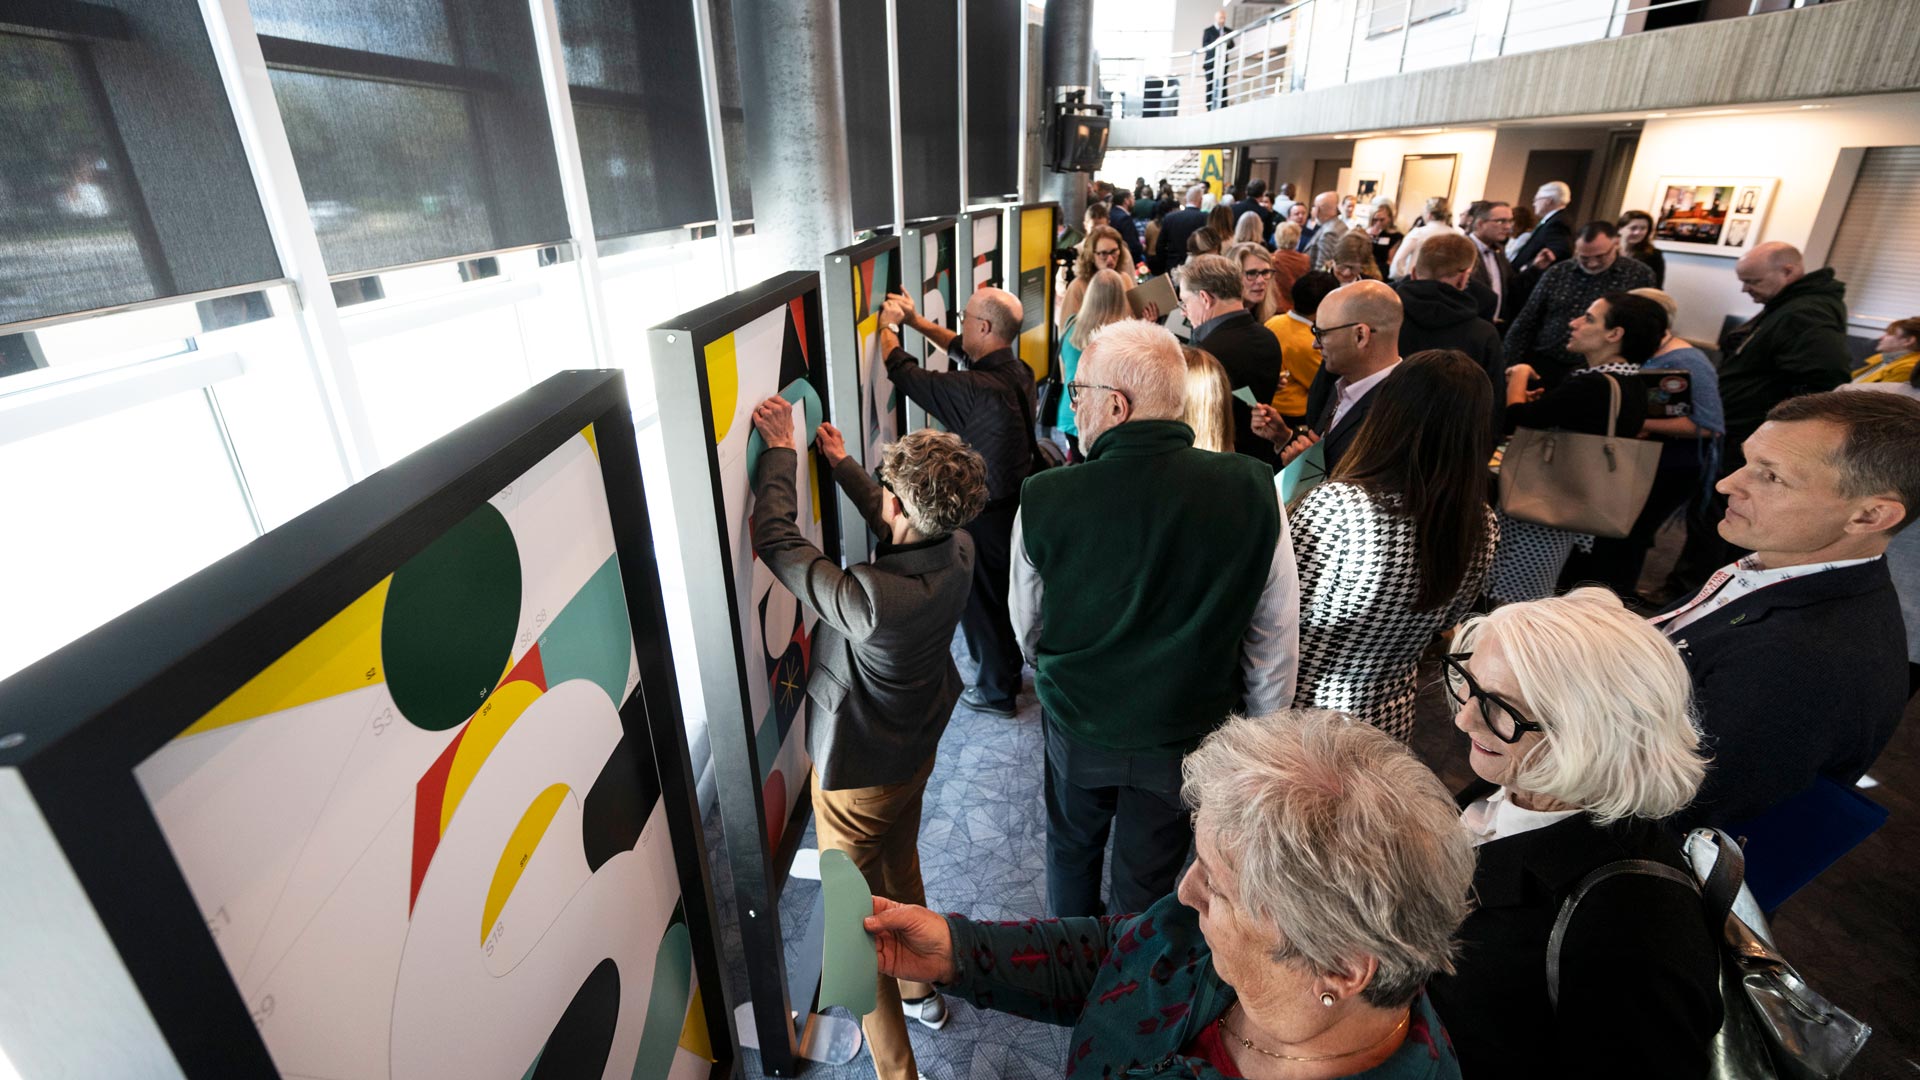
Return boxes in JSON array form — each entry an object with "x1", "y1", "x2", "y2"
[{"x1": 1098, "y1": 0, "x2": 1788, "y2": 121}]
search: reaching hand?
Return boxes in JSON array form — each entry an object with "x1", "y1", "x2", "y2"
[
  {"x1": 1531, "y1": 248, "x2": 1557, "y2": 271},
  {"x1": 888, "y1": 290, "x2": 918, "y2": 322},
  {"x1": 1279, "y1": 428, "x2": 1322, "y2": 467},
  {"x1": 1250, "y1": 402, "x2": 1286, "y2": 444},
  {"x1": 750, "y1": 396, "x2": 797, "y2": 450},
  {"x1": 864, "y1": 897, "x2": 957, "y2": 986},
  {"x1": 1505, "y1": 363, "x2": 1538, "y2": 388},
  {"x1": 815, "y1": 422, "x2": 848, "y2": 466}
]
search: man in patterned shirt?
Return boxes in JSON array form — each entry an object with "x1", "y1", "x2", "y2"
[{"x1": 1502, "y1": 220, "x2": 1654, "y2": 388}]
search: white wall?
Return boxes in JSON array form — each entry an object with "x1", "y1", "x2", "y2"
[
  {"x1": 1349, "y1": 128, "x2": 1497, "y2": 219},
  {"x1": 1622, "y1": 92, "x2": 1920, "y2": 340},
  {"x1": 1484, "y1": 124, "x2": 1621, "y2": 220}
]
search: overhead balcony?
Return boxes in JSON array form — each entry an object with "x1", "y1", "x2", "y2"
[{"x1": 1104, "y1": 0, "x2": 1920, "y2": 148}]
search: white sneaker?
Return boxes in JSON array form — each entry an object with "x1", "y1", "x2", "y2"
[{"x1": 902, "y1": 992, "x2": 950, "y2": 1031}]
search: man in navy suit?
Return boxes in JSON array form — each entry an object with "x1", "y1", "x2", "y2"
[
  {"x1": 1252, "y1": 280, "x2": 1404, "y2": 476},
  {"x1": 1653, "y1": 390, "x2": 1918, "y2": 829},
  {"x1": 1508, "y1": 180, "x2": 1575, "y2": 308},
  {"x1": 1158, "y1": 184, "x2": 1209, "y2": 272},
  {"x1": 1107, "y1": 189, "x2": 1149, "y2": 275}
]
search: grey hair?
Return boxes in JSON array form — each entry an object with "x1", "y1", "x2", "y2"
[
  {"x1": 879, "y1": 429, "x2": 989, "y2": 537},
  {"x1": 1083, "y1": 319, "x2": 1186, "y2": 421},
  {"x1": 1454, "y1": 587, "x2": 1706, "y2": 823},
  {"x1": 1536, "y1": 181, "x2": 1572, "y2": 206},
  {"x1": 1178, "y1": 253, "x2": 1245, "y2": 302},
  {"x1": 973, "y1": 288, "x2": 1022, "y2": 344},
  {"x1": 1183, "y1": 710, "x2": 1475, "y2": 1008},
  {"x1": 1186, "y1": 183, "x2": 1207, "y2": 205},
  {"x1": 1234, "y1": 211, "x2": 1265, "y2": 244}
]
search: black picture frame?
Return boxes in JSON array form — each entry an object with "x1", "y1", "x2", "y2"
[
  {"x1": 647, "y1": 273, "x2": 840, "y2": 1077},
  {"x1": 900, "y1": 216, "x2": 959, "y2": 433},
  {"x1": 0, "y1": 370, "x2": 736, "y2": 1080},
  {"x1": 823, "y1": 234, "x2": 902, "y2": 564}
]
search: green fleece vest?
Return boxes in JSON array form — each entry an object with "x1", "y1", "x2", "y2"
[{"x1": 1021, "y1": 420, "x2": 1280, "y2": 754}]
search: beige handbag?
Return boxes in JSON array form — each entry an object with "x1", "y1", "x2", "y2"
[{"x1": 1498, "y1": 372, "x2": 1661, "y2": 539}]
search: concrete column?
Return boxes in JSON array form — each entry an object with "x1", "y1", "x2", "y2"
[
  {"x1": 730, "y1": 0, "x2": 853, "y2": 273},
  {"x1": 1039, "y1": 0, "x2": 1096, "y2": 226}
]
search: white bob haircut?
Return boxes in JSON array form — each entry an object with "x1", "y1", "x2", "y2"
[
  {"x1": 1083, "y1": 319, "x2": 1187, "y2": 422},
  {"x1": 1455, "y1": 587, "x2": 1707, "y2": 823},
  {"x1": 1182, "y1": 710, "x2": 1475, "y2": 1008}
]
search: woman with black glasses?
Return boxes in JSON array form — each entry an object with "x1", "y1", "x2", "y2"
[{"x1": 1426, "y1": 588, "x2": 1723, "y2": 1079}]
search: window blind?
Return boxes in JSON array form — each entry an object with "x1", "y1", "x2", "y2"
[
  {"x1": 966, "y1": 0, "x2": 1020, "y2": 202},
  {"x1": 1825, "y1": 146, "x2": 1920, "y2": 327},
  {"x1": 840, "y1": 0, "x2": 894, "y2": 232},
  {"x1": 898, "y1": 0, "x2": 959, "y2": 222},
  {"x1": 0, "y1": 1, "x2": 281, "y2": 333},
  {"x1": 556, "y1": 0, "x2": 717, "y2": 239},
  {"x1": 251, "y1": 0, "x2": 570, "y2": 275}
]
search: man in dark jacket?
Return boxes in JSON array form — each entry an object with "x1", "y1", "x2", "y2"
[
  {"x1": 1396, "y1": 232, "x2": 1506, "y2": 435},
  {"x1": 1201, "y1": 9, "x2": 1232, "y2": 110},
  {"x1": 749, "y1": 412, "x2": 987, "y2": 1077},
  {"x1": 1718, "y1": 243, "x2": 1853, "y2": 456},
  {"x1": 1653, "y1": 391, "x2": 1918, "y2": 829},
  {"x1": 1179, "y1": 253, "x2": 1283, "y2": 467},
  {"x1": 1231, "y1": 178, "x2": 1277, "y2": 243},
  {"x1": 881, "y1": 286, "x2": 1032, "y2": 717},
  {"x1": 1465, "y1": 199, "x2": 1520, "y2": 324},
  {"x1": 1503, "y1": 220, "x2": 1653, "y2": 387},
  {"x1": 1012, "y1": 319, "x2": 1298, "y2": 916},
  {"x1": 1158, "y1": 184, "x2": 1208, "y2": 271},
  {"x1": 1509, "y1": 180, "x2": 1575, "y2": 308},
  {"x1": 1107, "y1": 189, "x2": 1148, "y2": 273}
]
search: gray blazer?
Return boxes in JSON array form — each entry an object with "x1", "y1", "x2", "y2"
[{"x1": 751, "y1": 448, "x2": 975, "y2": 790}]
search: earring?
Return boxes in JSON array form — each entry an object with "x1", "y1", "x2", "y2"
[{"x1": 1320, "y1": 992, "x2": 1336, "y2": 1008}]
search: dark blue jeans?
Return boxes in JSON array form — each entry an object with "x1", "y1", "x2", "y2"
[{"x1": 1043, "y1": 717, "x2": 1193, "y2": 918}]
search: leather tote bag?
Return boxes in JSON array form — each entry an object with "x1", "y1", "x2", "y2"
[{"x1": 1497, "y1": 372, "x2": 1662, "y2": 539}]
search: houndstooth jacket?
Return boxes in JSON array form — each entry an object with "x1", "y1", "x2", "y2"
[{"x1": 1291, "y1": 482, "x2": 1497, "y2": 740}]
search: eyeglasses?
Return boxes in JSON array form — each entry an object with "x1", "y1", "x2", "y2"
[
  {"x1": 1309, "y1": 320, "x2": 1364, "y2": 344},
  {"x1": 1243, "y1": 268, "x2": 1273, "y2": 280},
  {"x1": 1066, "y1": 380, "x2": 1125, "y2": 407},
  {"x1": 1094, "y1": 247, "x2": 1123, "y2": 258},
  {"x1": 1440, "y1": 653, "x2": 1544, "y2": 744}
]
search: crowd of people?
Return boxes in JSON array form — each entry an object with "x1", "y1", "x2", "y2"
[{"x1": 739, "y1": 171, "x2": 1919, "y2": 1079}]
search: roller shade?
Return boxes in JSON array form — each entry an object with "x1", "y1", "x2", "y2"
[
  {"x1": 840, "y1": 0, "x2": 894, "y2": 232},
  {"x1": 966, "y1": 0, "x2": 1020, "y2": 202},
  {"x1": 1825, "y1": 146, "x2": 1920, "y2": 326},
  {"x1": 898, "y1": 0, "x2": 959, "y2": 221}
]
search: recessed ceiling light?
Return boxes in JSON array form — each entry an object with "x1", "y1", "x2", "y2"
[
  {"x1": 1646, "y1": 112, "x2": 1669, "y2": 118},
  {"x1": 1691, "y1": 108, "x2": 1746, "y2": 116},
  {"x1": 1799, "y1": 104, "x2": 1824, "y2": 110},
  {"x1": 1399, "y1": 127, "x2": 1445, "y2": 135}
]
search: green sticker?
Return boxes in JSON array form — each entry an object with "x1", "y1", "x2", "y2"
[
  {"x1": 817, "y1": 848, "x2": 878, "y2": 1017},
  {"x1": 1231, "y1": 385, "x2": 1258, "y2": 407}
]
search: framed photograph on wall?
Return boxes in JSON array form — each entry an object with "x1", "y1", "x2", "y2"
[{"x1": 1649, "y1": 176, "x2": 1777, "y2": 256}]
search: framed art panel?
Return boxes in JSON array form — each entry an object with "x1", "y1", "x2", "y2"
[
  {"x1": 962, "y1": 206, "x2": 1005, "y2": 297},
  {"x1": 1013, "y1": 201, "x2": 1060, "y2": 382},
  {"x1": 900, "y1": 217, "x2": 959, "y2": 432},
  {"x1": 0, "y1": 372, "x2": 733, "y2": 1080},
  {"x1": 1650, "y1": 176, "x2": 1777, "y2": 256},
  {"x1": 823, "y1": 235, "x2": 904, "y2": 564},
  {"x1": 648, "y1": 273, "x2": 841, "y2": 1076}
]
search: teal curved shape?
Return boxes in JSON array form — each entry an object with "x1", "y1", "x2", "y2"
[
  {"x1": 538, "y1": 555, "x2": 632, "y2": 707},
  {"x1": 745, "y1": 377, "x2": 825, "y2": 478},
  {"x1": 631, "y1": 922, "x2": 694, "y2": 1078}
]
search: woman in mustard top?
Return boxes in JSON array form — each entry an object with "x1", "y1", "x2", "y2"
[
  {"x1": 1264, "y1": 271, "x2": 1340, "y2": 427},
  {"x1": 1852, "y1": 317, "x2": 1919, "y2": 385}
]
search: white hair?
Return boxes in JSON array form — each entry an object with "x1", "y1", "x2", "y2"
[
  {"x1": 1455, "y1": 587, "x2": 1706, "y2": 823},
  {"x1": 1536, "y1": 181, "x2": 1572, "y2": 207},
  {"x1": 1186, "y1": 183, "x2": 1207, "y2": 206},
  {"x1": 1083, "y1": 319, "x2": 1186, "y2": 421},
  {"x1": 1183, "y1": 710, "x2": 1476, "y2": 1008}
]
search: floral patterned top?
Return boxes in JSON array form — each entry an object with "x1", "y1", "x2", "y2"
[{"x1": 939, "y1": 893, "x2": 1461, "y2": 1079}]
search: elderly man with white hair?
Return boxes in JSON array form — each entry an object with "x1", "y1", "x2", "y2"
[
  {"x1": 1507, "y1": 180, "x2": 1575, "y2": 307},
  {"x1": 1010, "y1": 319, "x2": 1299, "y2": 918}
]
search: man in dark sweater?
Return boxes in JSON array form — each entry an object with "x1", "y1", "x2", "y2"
[
  {"x1": 1012, "y1": 320, "x2": 1299, "y2": 917},
  {"x1": 882, "y1": 286, "x2": 1033, "y2": 717},
  {"x1": 1396, "y1": 231, "x2": 1506, "y2": 435},
  {"x1": 1654, "y1": 391, "x2": 1917, "y2": 829},
  {"x1": 1503, "y1": 220, "x2": 1654, "y2": 387}
]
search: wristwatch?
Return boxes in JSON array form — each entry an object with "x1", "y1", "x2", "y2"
[{"x1": 884, "y1": 322, "x2": 902, "y2": 335}]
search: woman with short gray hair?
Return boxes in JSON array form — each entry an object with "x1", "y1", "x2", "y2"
[
  {"x1": 863, "y1": 709, "x2": 1474, "y2": 1078},
  {"x1": 1427, "y1": 588, "x2": 1722, "y2": 1077}
]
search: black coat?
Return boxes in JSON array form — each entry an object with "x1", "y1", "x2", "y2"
[
  {"x1": 1192, "y1": 309, "x2": 1282, "y2": 468},
  {"x1": 1109, "y1": 204, "x2": 1147, "y2": 267},
  {"x1": 884, "y1": 344, "x2": 1034, "y2": 502},
  {"x1": 1665, "y1": 557, "x2": 1908, "y2": 829},
  {"x1": 1510, "y1": 210, "x2": 1575, "y2": 306},
  {"x1": 1395, "y1": 278, "x2": 1506, "y2": 434},
  {"x1": 1468, "y1": 240, "x2": 1520, "y2": 323},
  {"x1": 1159, "y1": 207, "x2": 1207, "y2": 270},
  {"x1": 1302, "y1": 363, "x2": 1387, "y2": 475},
  {"x1": 1428, "y1": 781, "x2": 1723, "y2": 1080}
]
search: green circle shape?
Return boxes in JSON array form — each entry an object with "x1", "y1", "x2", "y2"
[{"x1": 383, "y1": 504, "x2": 522, "y2": 731}]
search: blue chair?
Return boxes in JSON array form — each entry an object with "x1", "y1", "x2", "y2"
[{"x1": 1726, "y1": 777, "x2": 1889, "y2": 914}]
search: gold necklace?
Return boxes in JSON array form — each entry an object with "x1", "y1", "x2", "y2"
[{"x1": 1217, "y1": 1003, "x2": 1411, "y2": 1063}]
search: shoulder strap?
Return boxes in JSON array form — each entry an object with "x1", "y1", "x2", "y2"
[
  {"x1": 1599, "y1": 372, "x2": 1622, "y2": 438},
  {"x1": 1545, "y1": 859, "x2": 1699, "y2": 1010}
]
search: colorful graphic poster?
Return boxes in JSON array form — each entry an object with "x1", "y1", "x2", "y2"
[
  {"x1": 133, "y1": 431, "x2": 713, "y2": 1080},
  {"x1": 1018, "y1": 205, "x2": 1054, "y2": 381},
  {"x1": 1650, "y1": 176, "x2": 1776, "y2": 256},
  {"x1": 852, "y1": 249, "x2": 903, "y2": 468},
  {"x1": 972, "y1": 212, "x2": 1002, "y2": 293},
  {"x1": 921, "y1": 227, "x2": 956, "y2": 376},
  {"x1": 700, "y1": 297, "x2": 824, "y2": 850}
]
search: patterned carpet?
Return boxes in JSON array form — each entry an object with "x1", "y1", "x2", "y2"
[{"x1": 706, "y1": 629, "x2": 1075, "y2": 1080}]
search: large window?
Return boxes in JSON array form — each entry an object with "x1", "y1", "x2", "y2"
[
  {"x1": 0, "y1": 2, "x2": 280, "y2": 337},
  {"x1": 251, "y1": 0, "x2": 570, "y2": 275}
]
